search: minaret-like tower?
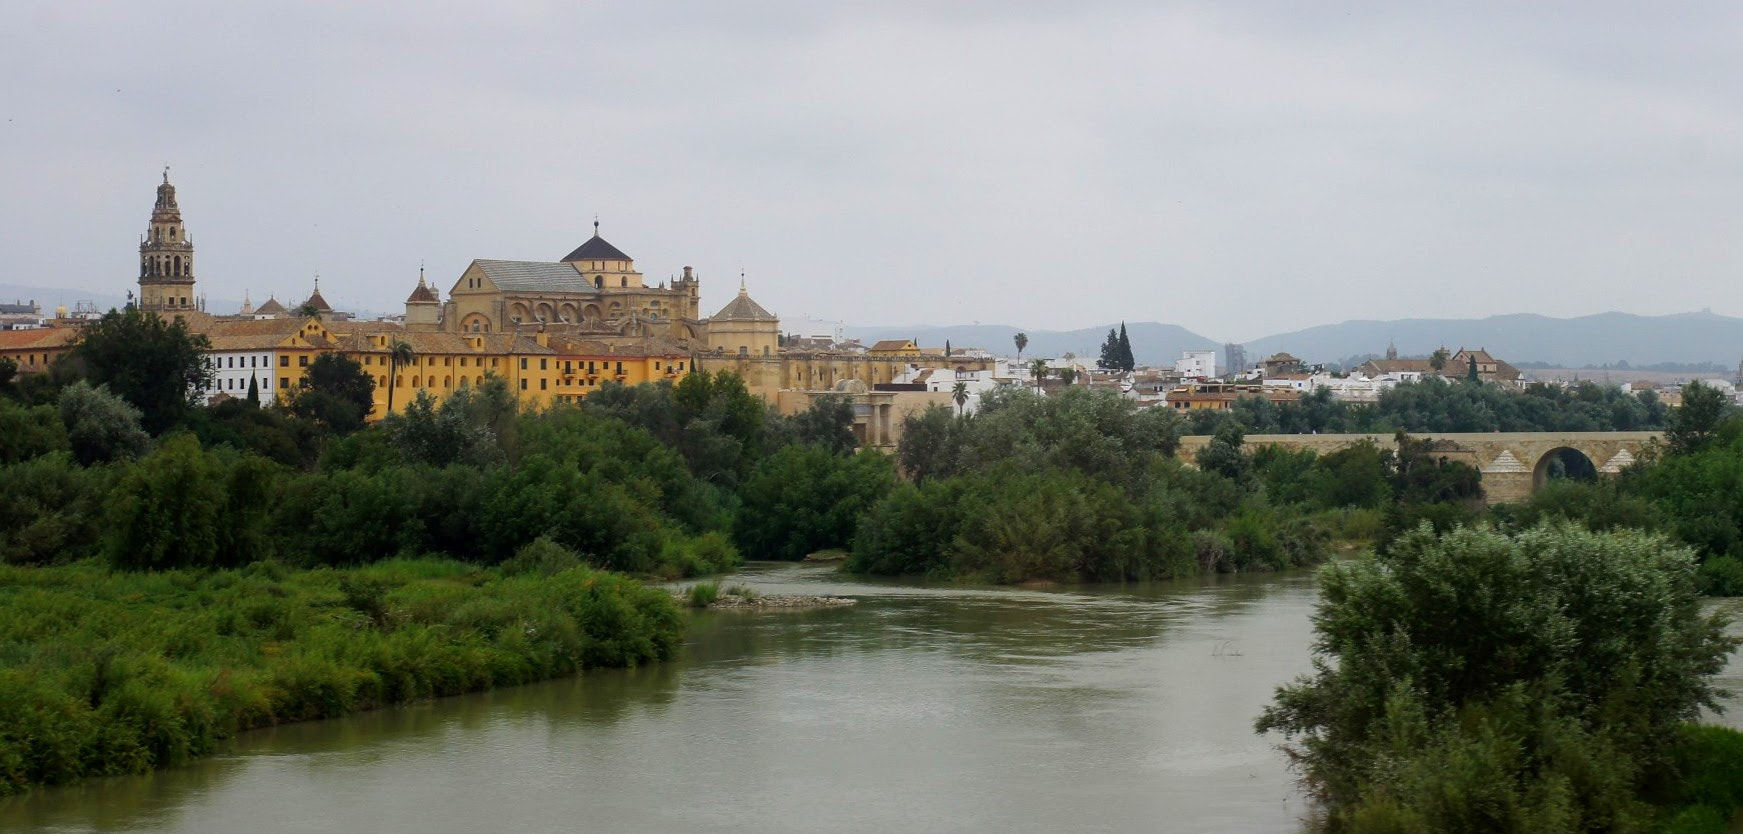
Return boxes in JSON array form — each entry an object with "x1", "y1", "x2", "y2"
[{"x1": 138, "y1": 167, "x2": 197, "y2": 311}]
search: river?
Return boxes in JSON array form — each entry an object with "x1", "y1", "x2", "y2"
[{"x1": 3, "y1": 563, "x2": 1740, "y2": 833}]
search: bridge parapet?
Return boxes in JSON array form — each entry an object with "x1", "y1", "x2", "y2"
[{"x1": 1176, "y1": 431, "x2": 1661, "y2": 505}]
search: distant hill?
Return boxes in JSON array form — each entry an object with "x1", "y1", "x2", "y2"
[
  {"x1": 1242, "y1": 311, "x2": 1743, "y2": 368},
  {"x1": 831, "y1": 322, "x2": 1220, "y2": 367}
]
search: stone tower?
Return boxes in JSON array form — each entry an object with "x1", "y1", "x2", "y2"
[
  {"x1": 405, "y1": 267, "x2": 442, "y2": 330},
  {"x1": 138, "y1": 167, "x2": 198, "y2": 311}
]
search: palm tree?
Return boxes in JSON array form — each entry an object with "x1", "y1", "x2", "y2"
[
  {"x1": 1014, "y1": 332, "x2": 1028, "y2": 360},
  {"x1": 951, "y1": 380, "x2": 969, "y2": 416},
  {"x1": 1030, "y1": 358, "x2": 1048, "y2": 393},
  {"x1": 386, "y1": 339, "x2": 415, "y2": 414}
]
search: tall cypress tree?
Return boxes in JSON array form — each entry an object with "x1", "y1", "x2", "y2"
[
  {"x1": 1097, "y1": 328, "x2": 1121, "y2": 370},
  {"x1": 1117, "y1": 322, "x2": 1135, "y2": 372},
  {"x1": 245, "y1": 374, "x2": 260, "y2": 406}
]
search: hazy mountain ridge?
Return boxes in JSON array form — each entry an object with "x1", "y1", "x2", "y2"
[
  {"x1": 1242, "y1": 311, "x2": 1743, "y2": 368},
  {"x1": 844, "y1": 311, "x2": 1743, "y2": 369}
]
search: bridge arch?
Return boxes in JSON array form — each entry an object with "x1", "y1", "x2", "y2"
[{"x1": 1531, "y1": 446, "x2": 1598, "y2": 492}]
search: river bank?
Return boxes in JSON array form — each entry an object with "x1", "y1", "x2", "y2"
[{"x1": 0, "y1": 557, "x2": 682, "y2": 797}]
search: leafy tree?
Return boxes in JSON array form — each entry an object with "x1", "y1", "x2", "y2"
[
  {"x1": 290, "y1": 352, "x2": 375, "y2": 433},
  {"x1": 57, "y1": 381, "x2": 150, "y2": 465},
  {"x1": 1668, "y1": 380, "x2": 1731, "y2": 455},
  {"x1": 1058, "y1": 367, "x2": 1078, "y2": 386},
  {"x1": 1429, "y1": 346, "x2": 1448, "y2": 372},
  {"x1": 385, "y1": 340, "x2": 415, "y2": 414},
  {"x1": 386, "y1": 390, "x2": 497, "y2": 467},
  {"x1": 0, "y1": 356, "x2": 16, "y2": 399},
  {"x1": 1013, "y1": 331, "x2": 1028, "y2": 359},
  {"x1": 896, "y1": 404, "x2": 958, "y2": 485},
  {"x1": 785, "y1": 394, "x2": 858, "y2": 455},
  {"x1": 0, "y1": 452, "x2": 110, "y2": 565},
  {"x1": 71, "y1": 309, "x2": 213, "y2": 432},
  {"x1": 735, "y1": 446, "x2": 895, "y2": 561},
  {"x1": 1257, "y1": 525, "x2": 1739, "y2": 829},
  {"x1": 1196, "y1": 421, "x2": 1252, "y2": 485},
  {"x1": 0, "y1": 398, "x2": 69, "y2": 464},
  {"x1": 104, "y1": 434, "x2": 227, "y2": 569}
]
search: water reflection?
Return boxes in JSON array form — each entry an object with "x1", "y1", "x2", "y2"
[{"x1": 0, "y1": 565, "x2": 1399, "y2": 832}]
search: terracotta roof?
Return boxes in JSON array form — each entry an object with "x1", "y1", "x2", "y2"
[
  {"x1": 302, "y1": 288, "x2": 332, "y2": 312},
  {"x1": 254, "y1": 297, "x2": 287, "y2": 315},
  {"x1": 197, "y1": 317, "x2": 336, "y2": 351},
  {"x1": 405, "y1": 278, "x2": 439, "y2": 304},
  {"x1": 561, "y1": 233, "x2": 632, "y2": 263},
  {"x1": 336, "y1": 330, "x2": 554, "y2": 356},
  {"x1": 0, "y1": 328, "x2": 79, "y2": 350},
  {"x1": 711, "y1": 288, "x2": 777, "y2": 322},
  {"x1": 869, "y1": 339, "x2": 917, "y2": 352}
]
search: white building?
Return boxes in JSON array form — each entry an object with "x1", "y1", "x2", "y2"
[
  {"x1": 200, "y1": 349, "x2": 278, "y2": 405},
  {"x1": 1174, "y1": 349, "x2": 1217, "y2": 379}
]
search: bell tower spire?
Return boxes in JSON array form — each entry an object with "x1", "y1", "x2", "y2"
[{"x1": 137, "y1": 167, "x2": 197, "y2": 311}]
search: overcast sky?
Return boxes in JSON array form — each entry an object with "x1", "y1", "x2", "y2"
[{"x1": 6, "y1": 2, "x2": 1741, "y2": 342}]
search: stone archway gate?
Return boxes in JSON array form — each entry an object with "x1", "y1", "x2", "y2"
[{"x1": 1175, "y1": 431, "x2": 1661, "y2": 505}]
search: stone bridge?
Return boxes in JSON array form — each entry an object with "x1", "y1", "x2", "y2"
[{"x1": 1175, "y1": 431, "x2": 1662, "y2": 504}]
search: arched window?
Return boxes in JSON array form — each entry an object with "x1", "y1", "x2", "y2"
[
  {"x1": 620, "y1": 277, "x2": 627, "y2": 287},
  {"x1": 444, "y1": 376, "x2": 451, "y2": 388},
  {"x1": 412, "y1": 375, "x2": 420, "y2": 387},
  {"x1": 379, "y1": 376, "x2": 387, "y2": 387},
  {"x1": 594, "y1": 276, "x2": 603, "y2": 289},
  {"x1": 173, "y1": 256, "x2": 181, "y2": 275}
]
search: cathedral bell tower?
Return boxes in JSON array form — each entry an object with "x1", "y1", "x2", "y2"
[{"x1": 138, "y1": 167, "x2": 198, "y2": 311}]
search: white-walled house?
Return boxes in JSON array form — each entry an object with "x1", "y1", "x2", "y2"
[{"x1": 1174, "y1": 349, "x2": 1217, "y2": 379}]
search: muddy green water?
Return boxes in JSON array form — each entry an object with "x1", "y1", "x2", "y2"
[{"x1": 3, "y1": 564, "x2": 1740, "y2": 833}]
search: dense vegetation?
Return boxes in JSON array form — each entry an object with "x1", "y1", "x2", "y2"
[
  {"x1": 1257, "y1": 524, "x2": 1743, "y2": 833},
  {"x1": 1189, "y1": 377, "x2": 1669, "y2": 435},
  {"x1": 0, "y1": 316, "x2": 881, "y2": 794},
  {"x1": 0, "y1": 548, "x2": 681, "y2": 796},
  {"x1": 1494, "y1": 382, "x2": 1743, "y2": 594}
]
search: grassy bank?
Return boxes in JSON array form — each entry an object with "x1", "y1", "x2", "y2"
[{"x1": 0, "y1": 554, "x2": 682, "y2": 796}]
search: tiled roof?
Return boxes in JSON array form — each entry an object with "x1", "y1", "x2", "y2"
[
  {"x1": 711, "y1": 289, "x2": 776, "y2": 322},
  {"x1": 869, "y1": 339, "x2": 916, "y2": 352},
  {"x1": 303, "y1": 289, "x2": 332, "y2": 312},
  {"x1": 197, "y1": 317, "x2": 334, "y2": 351},
  {"x1": 405, "y1": 280, "x2": 439, "y2": 304},
  {"x1": 0, "y1": 328, "x2": 79, "y2": 350},
  {"x1": 474, "y1": 260, "x2": 600, "y2": 295},
  {"x1": 336, "y1": 330, "x2": 555, "y2": 356},
  {"x1": 254, "y1": 297, "x2": 287, "y2": 315},
  {"x1": 561, "y1": 234, "x2": 631, "y2": 263}
]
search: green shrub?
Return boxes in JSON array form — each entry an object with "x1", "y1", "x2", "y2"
[{"x1": 686, "y1": 582, "x2": 719, "y2": 608}]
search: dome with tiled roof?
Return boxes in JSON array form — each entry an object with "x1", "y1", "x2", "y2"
[
  {"x1": 302, "y1": 279, "x2": 332, "y2": 312},
  {"x1": 711, "y1": 283, "x2": 776, "y2": 322},
  {"x1": 254, "y1": 296, "x2": 287, "y2": 316},
  {"x1": 406, "y1": 272, "x2": 439, "y2": 304},
  {"x1": 561, "y1": 221, "x2": 632, "y2": 262}
]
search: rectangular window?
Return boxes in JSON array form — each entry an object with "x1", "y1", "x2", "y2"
[
  {"x1": 540, "y1": 379, "x2": 547, "y2": 390},
  {"x1": 280, "y1": 355, "x2": 289, "y2": 367},
  {"x1": 298, "y1": 355, "x2": 309, "y2": 367},
  {"x1": 279, "y1": 378, "x2": 288, "y2": 389},
  {"x1": 520, "y1": 358, "x2": 527, "y2": 370},
  {"x1": 540, "y1": 359, "x2": 548, "y2": 371},
  {"x1": 616, "y1": 362, "x2": 623, "y2": 373},
  {"x1": 655, "y1": 361, "x2": 661, "y2": 370},
  {"x1": 492, "y1": 358, "x2": 499, "y2": 368},
  {"x1": 519, "y1": 378, "x2": 527, "y2": 390}
]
